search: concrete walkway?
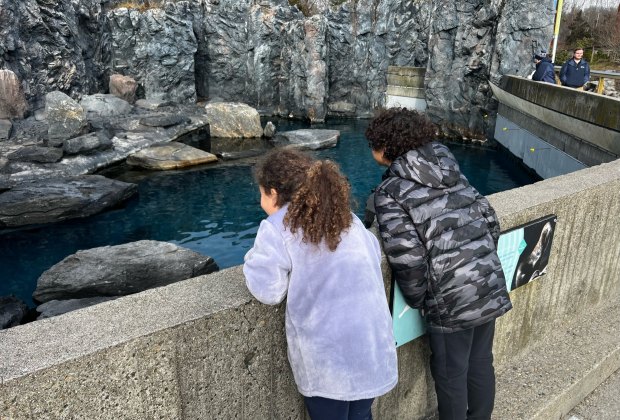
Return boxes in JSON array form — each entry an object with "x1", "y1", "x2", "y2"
[
  {"x1": 493, "y1": 302, "x2": 620, "y2": 419},
  {"x1": 566, "y1": 367, "x2": 620, "y2": 420}
]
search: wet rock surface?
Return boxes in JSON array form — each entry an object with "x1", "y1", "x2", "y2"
[
  {"x1": 36, "y1": 297, "x2": 118, "y2": 319},
  {"x1": 271, "y1": 129, "x2": 339, "y2": 150},
  {"x1": 0, "y1": 175, "x2": 137, "y2": 228},
  {"x1": 33, "y1": 240, "x2": 219, "y2": 303},
  {"x1": 127, "y1": 142, "x2": 218, "y2": 170},
  {"x1": 0, "y1": 296, "x2": 28, "y2": 329}
]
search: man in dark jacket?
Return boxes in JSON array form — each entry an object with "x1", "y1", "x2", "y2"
[
  {"x1": 560, "y1": 48, "x2": 590, "y2": 89},
  {"x1": 532, "y1": 50, "x2": 556, "y2": 84},
  {"x1": 365, "y1": 108, "x2": 512, "y2": 420}
]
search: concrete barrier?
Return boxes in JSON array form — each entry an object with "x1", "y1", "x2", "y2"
[
  {"x1": 1, "y1": 159, "x2": 620, "y2": 419},
  {"x1": 386, "y1": 66, "x2": 427, "y2": 111}
]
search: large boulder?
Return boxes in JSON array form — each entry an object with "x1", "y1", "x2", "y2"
[
  {"x1": 33, "y1": 240, "x2": 219, "y2": 303},
  {"x1": 127, "y1": 143, "x2": 217, "y2": 170},
  {"x1": 271, "y1": 129, "x2": 339, "y2": 150},
  {"x1": 80, "y1": 94, "x2": 133, "y2": 118},
  {"x1": 36, "y1": 296, "x2": 118, "y2": 319},
  {"x1": 0, "y1": 70, "x2": 28, "y2": 119},
  {"x1": 205, "y1": 102, "x2": 263, "y2": 138},
  {"x1": 0, "y1": 296, "x2": 29, "y2": 329},
  {"x1": 45, "y1": 91, "x2": 88, "y2": 145},
  {"x1": 0, "y1": 175, "x2": 137, "y2": 228},
  {"x1": 109, "y1": 74, "x2": 137, "y2": 104}
]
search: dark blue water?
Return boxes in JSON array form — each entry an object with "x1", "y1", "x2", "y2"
[{"x1": 0, "y1": 119, "x2": 538, "y2": 305}]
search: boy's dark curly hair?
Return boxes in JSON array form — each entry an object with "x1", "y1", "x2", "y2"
[
  {"x1": 365, "y1": 108, "x2": 438, "y2": 161},
  {"x1": 254, "y1": 148, "x2": 352, "y2": 251}
]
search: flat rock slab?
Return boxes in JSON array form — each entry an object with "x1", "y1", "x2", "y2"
[
  {"x1": 139, "y1": 114, "x2": 190, "y2": 128},
  {"x1": 127, "y1": 142, "x2": 217, "y2": 170},
  {"x1": 205, "y1": 102, "x2": 263, "y2": 138},
  {"x1": 135, "y1": 99, "x2": 174, "y2": 110},
  {"x1": 0, "y1": 175, "x2": 137, "y2": 228},
  {"x1": 0, "y1": 296, "x2": 29, "y2": 329},
  {"x1": 33, "y1": 240, "x2": 219, "y2": 302},
  {"x1": 63, "y1": 132, "x2": 112, "y2": 155},
  {"x1": 7, "y1": 146, "x2": 63, "y2": 163},
  {"x1": 271, "y1": 129, "x2": 340, "y2": 150},
  {"x1": 36, "y1": 296, "x2": 118, "y2": 319}
]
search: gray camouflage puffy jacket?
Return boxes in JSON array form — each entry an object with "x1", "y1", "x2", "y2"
[{"x1": 374, "y1": 142, "x2": 512, "y2": 333}]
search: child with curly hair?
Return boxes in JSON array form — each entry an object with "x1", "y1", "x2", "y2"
[
  {"x1": 243, "y1": 148, "x2": 397, "y2": 420},
  {"x1": 366, "y1": 108, "x2": 512, "y2": 420}
]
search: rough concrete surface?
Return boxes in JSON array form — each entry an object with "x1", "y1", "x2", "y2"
[{"x1": 567, "y1": 367, "x2": 620, "y2": 420}]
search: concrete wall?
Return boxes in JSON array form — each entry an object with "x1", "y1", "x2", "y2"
[
  {"x1": 386, "y1": 66, "x2": 427, "y2": 111},
  {"x1": 493, "y1": 76, "x2": 620, "y2": 178},
  {"x1": 2, "y1": 160, "x2": 620, "y2": 419}
]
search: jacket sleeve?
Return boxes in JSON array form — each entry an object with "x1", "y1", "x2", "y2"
[
  {"x1": 584, "y1": 62, "x2": 590, "y2": 85},
  {"x1": 243, "y1": 219, "x2": 291, "y2": 305},
  {"x1": 559, "y1": 62, "x2": 568, "y2": 84},
  {"x1": 474, "y1": 188, "x2": 501, "y2": 247},
  {"x1": 374, "y1": 187, "x2": 428, "y2": 310}
]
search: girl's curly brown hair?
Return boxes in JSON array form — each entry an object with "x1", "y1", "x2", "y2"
[
  {"x1": 365, "y1": 108, "x2": 438, "y2": 161},
  {"x1": 254, "y1": 148, "x2": 352, "y2": 251}
]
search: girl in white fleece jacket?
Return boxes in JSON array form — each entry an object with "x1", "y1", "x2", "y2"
[{"x1": 243, "y1": 149, "x2": 397, "y2": 420}]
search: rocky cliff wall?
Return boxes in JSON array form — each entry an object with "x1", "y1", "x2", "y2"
[{"x1": 0, "y1": 0, "x2": 554, "y2": 136}]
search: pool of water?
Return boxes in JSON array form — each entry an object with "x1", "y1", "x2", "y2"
[{"x1": 0, "y1": 119, "x2": 538, "y2": 305}]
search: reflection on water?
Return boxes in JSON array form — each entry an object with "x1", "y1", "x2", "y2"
[{"x1": 0, "y1": 118, "x2": 538, "y2": 305}]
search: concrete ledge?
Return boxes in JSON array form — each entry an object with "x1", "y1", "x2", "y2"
[
  {"x1": 387, "y1": 74, "x2": 424, "y2": 88},
  {"x1": 387, "y1": 66, "x2": 426, "y2": 77},
  {"x1": 386, "y1": 85, "x2": 425, "y2": 98},
  {"x1": 499, "y1": 76, "x2": 620, "y2": 130}
]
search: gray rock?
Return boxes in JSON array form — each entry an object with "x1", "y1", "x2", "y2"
[
  {"x1": 127, "y1": 142, "x2": 217, "y2": 170},
  {"x1": 80, "y1": 94, "x2": 133, "y2": 118},
  {"x1": 63, "y1": 132, "x2": 112, "y2": 155},
  {"x1": 46, "y1": 91, "x2": 87, "y2": 144},
  {"x1": 0, "y1": 296, "x2": 29, "y2": 329},
  {"x1": 0, "y1": 119, "x2": 12, "y2": 140},
  {"x1": 109, "y1": 74, "x2": 137, "y2": 104},
  {"x1": 33, "y1": 240, "x2": 219, "y2": 302},
  {"x1": 0, "y1": 70, "x2": 28, "y2": 119},
  {"x1": 0, "y1": 175, "x2": 137, "y2": 228},
  {"x1": 272, "y1": 129, "x2": 339, "y2": 150},
  {"x1": 36, "y1": 296, "x2": 118, "y2": 319},
  {"x1": 7, "y1": 146, "x2": 63, "y2": 163},
  {"x1": 107, "y1": 7, "x2": 197, "y2": 103},
  {"x1": 263, "y1": 121, "x2": 276, "y2": 138},
  {"x1": 34, "y1": 108, "x2": 47, "y2": 121},
  {"x1": 135, "y1": 99, "x2": 174, "y2": 110},
  {"x1": 0, "y1": 174, "x2": 13, "y2": 192},
  {"x1": 328, "y1": 101, "x2": 356, "y2": 116},
  {"x1": 205, "y1": 102, "x2": 263, "y2": 138},
  {"x1": 139, "y1": 114, "x2": 190, "y2": 128}
]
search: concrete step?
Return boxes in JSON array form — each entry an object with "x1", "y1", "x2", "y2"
[{"x1": 493, "y1": 302, "x2": 620, "y2": 419}]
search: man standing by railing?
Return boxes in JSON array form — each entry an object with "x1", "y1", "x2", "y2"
[{"x1": 560, "y1": 47, "x2": 591, "y2": 90}]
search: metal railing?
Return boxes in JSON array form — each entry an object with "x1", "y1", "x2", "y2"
[{"x1": 554, "y1": 66, "x2": 620, "y2": 94}]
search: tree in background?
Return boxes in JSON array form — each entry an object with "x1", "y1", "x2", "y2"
[{"x1": 558, "y1": 1, "x2": 620, "y2": 68}]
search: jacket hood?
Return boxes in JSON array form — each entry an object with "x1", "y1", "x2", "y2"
[{"x1": 385, "y1": 142, "x2": 461, "y2": 189}]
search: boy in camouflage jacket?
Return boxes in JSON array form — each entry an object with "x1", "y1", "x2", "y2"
[{"x1": 366, "y1": 108, "x2": 512, "y2": 420}]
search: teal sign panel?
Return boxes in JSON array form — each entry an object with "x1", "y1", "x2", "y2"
[{"x1": 390, "y1": 214, "x2": 557, "y2": 347}]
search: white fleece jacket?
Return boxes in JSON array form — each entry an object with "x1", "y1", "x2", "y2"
[{"x1": 243, "y1": 206, "x2": 398, "y2": 400}]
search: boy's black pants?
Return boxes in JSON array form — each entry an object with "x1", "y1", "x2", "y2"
[{"x1": 428, "y1": 320, "x2": 496, "y2": 420}]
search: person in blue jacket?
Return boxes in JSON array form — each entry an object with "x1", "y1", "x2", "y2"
[
  {"x1": 560, "y1": 48, "x2": 590, "y2": 89},
  {"x1": 532, "y1": 51, "x2": 556, "y2": 84},
  {"x1": 244, "y1": 148, "x2": 398, "y2": 420}
]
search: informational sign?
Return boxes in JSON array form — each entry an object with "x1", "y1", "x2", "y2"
[{"x1": 390, "y1": 214, "x2": 557, "y2": 347}]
